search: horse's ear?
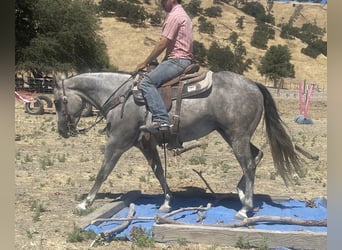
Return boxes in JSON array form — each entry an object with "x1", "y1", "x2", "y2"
[
  {"x1": 52, "y1": 74, "x2": 58, "y2": 89},
  {"x1": 53, "y1": 73, "x2": 67, "y2": 89}
]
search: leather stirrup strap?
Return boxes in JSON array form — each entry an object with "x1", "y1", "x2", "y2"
[{"x1": 172, "y1": 81, "x2": 184, "y2": 135}]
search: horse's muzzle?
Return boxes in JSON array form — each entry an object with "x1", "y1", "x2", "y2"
[{"x1": 58, "y1": 128, "x2": 70, "y2": 138}]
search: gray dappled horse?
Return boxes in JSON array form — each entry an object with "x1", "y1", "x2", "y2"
[{"x1": 53, "y1": 70, "x2": 303, "y2": 219}]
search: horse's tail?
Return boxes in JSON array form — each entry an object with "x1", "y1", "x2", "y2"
[{"x1": 255, "y1": 82, "x2": 305, "y2": 185}]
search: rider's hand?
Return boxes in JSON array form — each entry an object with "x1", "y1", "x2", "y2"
[{"x1": 135, "y1": 63, "x2": 147, "y2": 72}]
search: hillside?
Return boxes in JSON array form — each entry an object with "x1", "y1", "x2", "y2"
[{"x1": 98, "y1": 0, "x2": 327, "y2": 90}]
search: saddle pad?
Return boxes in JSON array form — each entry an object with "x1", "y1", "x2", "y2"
[
  {"x1": 132, "y1": 71, "x2": 213, "y2": 106},
  {"x1": 171, "y1": 70, "x2": 213, "y2": 99}
]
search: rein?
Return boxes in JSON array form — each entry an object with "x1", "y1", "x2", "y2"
[
  {"x1": 77, "y1": 114, "x2": 105, "y2": 134},
  {"x1": 102, "y1": 72, "x2": 138, "y2": 110}
]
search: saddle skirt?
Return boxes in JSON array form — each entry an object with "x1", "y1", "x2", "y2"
[{"x1": 133, "y1": 70, "x2": 213, "y2": 110}]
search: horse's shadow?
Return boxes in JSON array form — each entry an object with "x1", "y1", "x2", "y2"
[
  {"x1": 86, "y1": 186, "x2": 297, "y2": 219},
  {"x1": 80, "y1": 192, "x2": 122, "y2": 201}
]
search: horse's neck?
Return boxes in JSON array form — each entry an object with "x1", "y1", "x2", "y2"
[{"x1": 71, "y1": 73, "x2": 132, "y2": 109}]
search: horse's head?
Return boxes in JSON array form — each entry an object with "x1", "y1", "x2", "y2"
[{"x1": 54, "y1": 78, "x2": 84, "y2": 138}]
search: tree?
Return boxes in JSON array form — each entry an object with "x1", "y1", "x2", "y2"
[
  {"x1": 289, "y1": 5, "x2": 303, "y2": 26},
  {"x1": 280, "y1": 23, "x2": 298, "y2": 40},
  {"x1": 98, "y1": 0, "x2": 148, "y2": 25},
  {"x1": 236, "y1": 16, "x2": 245, "y2": 30},
  {"x1": 229, "y1": 32, "x2": 239, "y2": 45},
  {"x1": 280, "y1": 21, "x2": 326, "y2": 58},
  {"x1": 257, "y1": 13, "x2": 275, "y2": 25},
  {"x1": 266, "y1": 0, "x2": 274, "y2": 15},
  {"x1": 297, "y1": 23, "x2": 325, "y2": 45},
  {"x1": 15, "y1": 0, "x2": 38, "y2": 66},
  {"x1": 231, "y1": 40, "x2": 252, "y2": 74},
  {"x1": 198, "y1": 16, "x2": 215, "y2": 35},
  {"x1": 250, "y1": 22, "x2": 269, "y2": 50},
  {"x1": 204, "y1": 6, "x2": 222, "y2": 18},
  {"x1": 258, "y1": 45, "x2": 295, "y2": 87},
  {"x1": 193, "y1": 40, "x2": 207, "y2": 66},
  {"x1": 228, "y1": 33, "x2": 252, "y2": 74},
  {"x1": 150, "y1": 7, "x2": 164, "y2": 26},
  {"x1": 114, "y1": 1, "x2": 148, "y2": 25},
  {"x1": 184, "y1": 0, "x2": 202, "y2": 18},
  {"x1": 97, "y1": 0, "x2": 118, "y2": 16},
  {"x1": 15, "y1": 0, "x2": 113, "y2": 76},
  {"x1": 207, "y1": 41, "x2": 234, "y2": 72},
  {"x1": 240, "y1": 2, "x2": 265, "y2": 19},
  {"x1": 301, "y1": 39, "x2": 327, "y2": 58}
]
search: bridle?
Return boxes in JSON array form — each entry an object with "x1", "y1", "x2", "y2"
[
  {"x1": 57, "y1": 72, "x2": 138, "y2": 137},
  {"x1": 59, "y1": 79, "x2": 79, "y2": 136}
]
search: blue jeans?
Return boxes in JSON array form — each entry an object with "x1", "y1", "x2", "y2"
[{"x1": 140, "y1": 58, "x2": 191, "y2": 124}]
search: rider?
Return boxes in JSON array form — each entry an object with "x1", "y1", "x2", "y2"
[{"x1": 136, "y1": 0, "x2": 193, "y2": 133}]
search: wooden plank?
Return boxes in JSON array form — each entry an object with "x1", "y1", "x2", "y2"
[
  {"x1": 153, "y1": 224, "x2": 326, "y2": 250},
  {"x1": 76, "y1": 190, "x2": 141, "y2": 229},
  {"x1": 173, "y1": 191, "x2": 291, "y2": 202},
  {"x1": 43, "y1": 107, "x2": 55, "y2": 113}
]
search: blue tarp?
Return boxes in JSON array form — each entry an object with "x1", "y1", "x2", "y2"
[
  {"x1": 84, "y1": 195, "x2": 327, "y2": 241},
  {"x1": 294, "y1": 114, "x2": 313, "y2": 124}
]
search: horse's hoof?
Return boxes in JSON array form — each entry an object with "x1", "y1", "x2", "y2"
[
  {"x1": 158, "y1": 204, "x2": 171, "y2": 213},
  {"x1": 76, "y1": 202, "x2": 87, "y2": 211},
  {"x1": 234, "y1": 210, "x2": 248, "y2": 220}
]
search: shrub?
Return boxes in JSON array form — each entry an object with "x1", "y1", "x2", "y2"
[
  {"x1": 130, "y1": 226, "x2": 155, "y2": 248},
  {"x1": 240, "y1": 2, "x2": 265, "y2": 18},
  {"x1": 207, "y1": 41, "x2": 234, "y2": 72},
  {"x1": 280, "y1": 23, "x2": 298, "y2": 40},
  {"x1": 301, "y1": 40, "x2": 327, "y2": 58},
  {"x1": 251, "y1": 22, "x2": 269, "y2": 50},
  {"x1": 193, "y1": 40, "x2": 207, "y2": 65},
  {"x1": 149, "y1": 8, "x2": 163, "y2": 26},
  {"x1": 257, "y1": 13, "x2": 275, "y2": 25},
  {"x1": 184, "y1": 0, "x2": 202, "y2": 18},
  {"x1": 66, "y1": 223, "x2": 96, "y2": 242},
  {"x1": 236, "y1": 16, "x2": 245, "y2": 30},
  {"x1": 204, "y1": 6, "x2": 222, "y2": 18},
  {"x1": 198, "y1": 16, "x2": 215, "y2": 35}
]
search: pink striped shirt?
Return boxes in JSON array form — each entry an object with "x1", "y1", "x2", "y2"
[{"x1": 162, "y1": 5, "x2": 193, "y2": 60}]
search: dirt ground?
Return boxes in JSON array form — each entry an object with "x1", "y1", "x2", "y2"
[{"x1": 14, "y1": 87, "x2": 327, "y2": 250}]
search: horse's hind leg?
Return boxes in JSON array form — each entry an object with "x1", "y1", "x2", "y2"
[
  {"x1": 230, "y1": 138, "x2": 258, "y2": 219},
  {"x1": 235, "y1": 143, "x2": 263, "y2": 217},
  {"x1": 251, "y1": 143, "x2": 263, "y2": 166},
  {"x1": 137, "y1": 135, "x2": 172, "y2": 212}
]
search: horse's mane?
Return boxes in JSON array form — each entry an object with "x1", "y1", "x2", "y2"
[{"x1": 70, "y1": 70, "x2": 132, "y2": 79}]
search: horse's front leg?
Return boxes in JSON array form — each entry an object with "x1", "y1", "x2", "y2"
[
  {"x1": 76, "y1": 139, "x2": 125, "y2": 211},
  {"x1": 137, "y1": 135, "x2": 172, "y2": 212}
]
